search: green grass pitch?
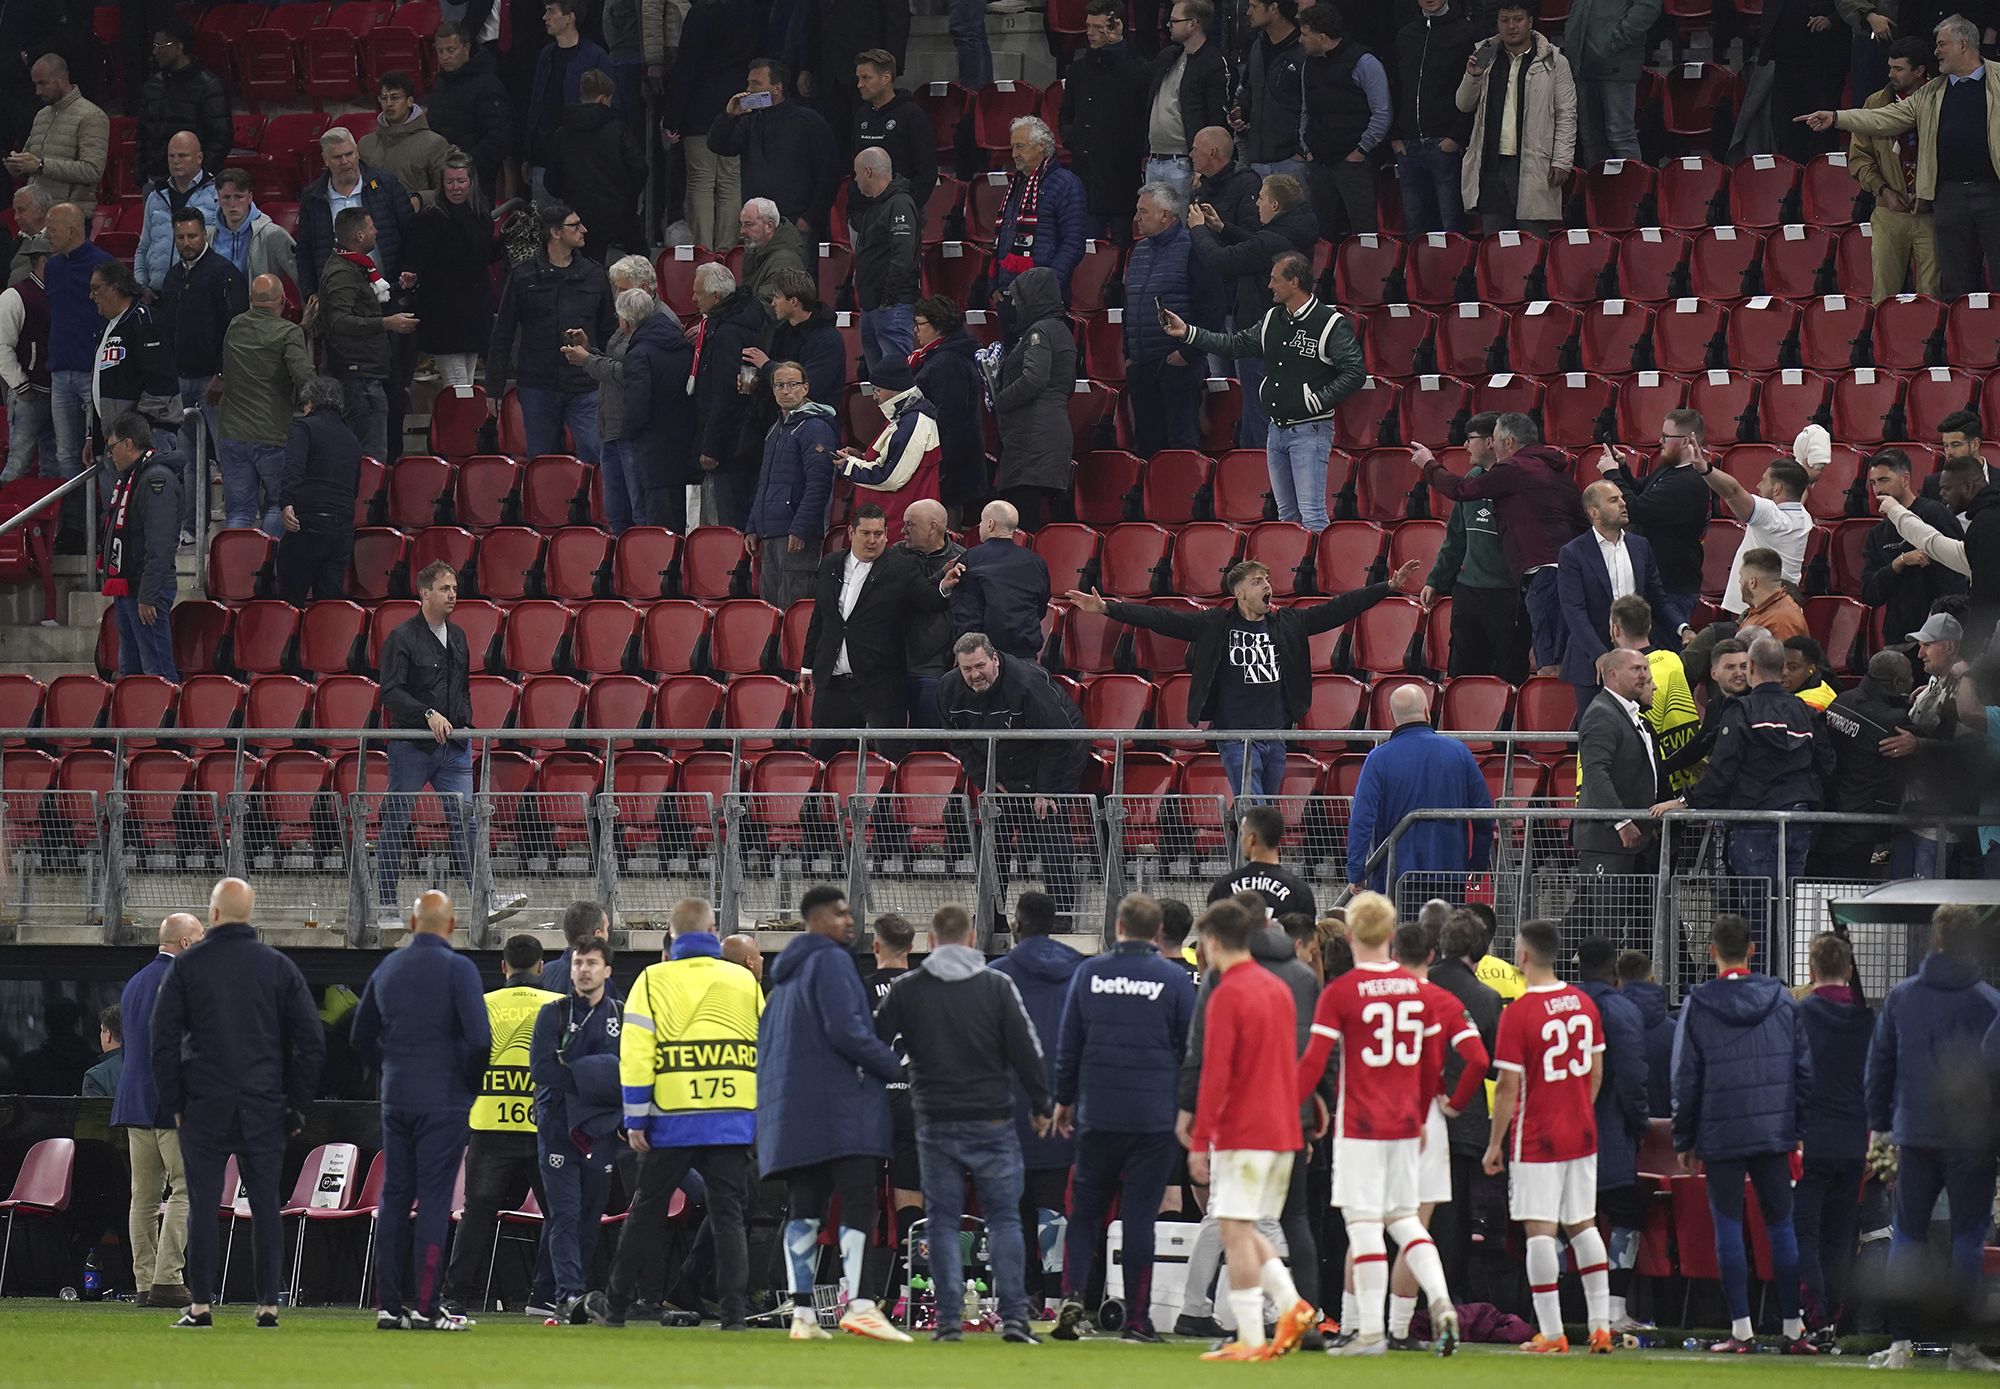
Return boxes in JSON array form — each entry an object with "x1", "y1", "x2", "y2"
[{"x1": 0, "y1": 1303, "x2": 1897, "y2": 1387}]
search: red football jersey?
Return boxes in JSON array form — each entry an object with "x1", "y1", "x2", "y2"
[
  {"x1": 1493, "y1": 982, "x2": 1605, "y2": 1163},
  {"x1": 1416, "y1": 978, "x2": 1489, "y2": 1114},
  {"x1": 1298, "y1": 961, "x2": 1437, "y2": 1141}
]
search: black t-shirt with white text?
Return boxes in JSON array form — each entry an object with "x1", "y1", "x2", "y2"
[
  {"x1": 1213, "y1": 614, "x2": 1286, "y2": 731},
  {"x1": 1208, "y1": 862, "x2": 1319, "y2": 923}
]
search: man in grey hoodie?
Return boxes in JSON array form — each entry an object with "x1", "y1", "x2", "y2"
[{"x1": 875, "y1": 903, "x2": 1053, "y2": 1345}]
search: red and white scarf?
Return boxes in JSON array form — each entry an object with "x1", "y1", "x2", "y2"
[
  {"x1": 100, "y1": 466, "x2": 139, "y2": 597},
  {"x1": 999, "y1": 157, "x2": 1050, "y2": 277},
  {"x1": 906, "y1": 335, "x2": 945, "y2": 373},
  {"x1": 340, "y1": 250, "x2": 390, "y2": 304}
]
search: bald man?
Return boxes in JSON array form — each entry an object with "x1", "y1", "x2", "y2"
[
  {"x1": 113, "y1": 912, "x2": 205, "y2": 1307},
  {"x1": 216, "y1": 271, "x2": 312, "y2": 534},
  {"x1": 136, "y1": 132, "x2": 217, "y2": 292},
  {"x1": 351, "y1": 890, "x2": 490, "y2": 1330},
  {"x1": 722, "y1": 933, "x2": 763, "y2": 982},
  {"x1": 151, "y1": 879, "x2": 323, "y2": 1327},
  {"x1": 896, "y1": 497, "x2": 966, "y2": 725},
  {"x1": 1557, "y1": 479, "x2": 1674, "y2": 725},
  {"x1": 1345, "y1": 681, "x2": 1495, "y2": 894},
  {"x1": 850, "y1": 145, "x2": 921, "y2": 392},
  {"x1": 947, "y1": 500, "x2": 1052, "y2": 661}
]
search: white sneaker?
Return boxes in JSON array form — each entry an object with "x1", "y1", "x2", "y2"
[
  {"x1": 1430, "y1": 1305, "x2": 1459, "y2": 1358},
  {"x1": 841, "y1": 1301, "x2": 914, "y2": 1343},
  {"x1": 1328, "y1": 1333, "x2": 1387, "y2": 1357},
  {"x1": 1950, "y1": 1344, "x2": 2000, "y2": 1372},
  {"x1": 790, "y1": 1316, "x2": 832, "y2": 1341},
  {"x1": 1871, "y1": 1341, "x2": 1914, "y2": 1370},
  {"x1": 1608, "y1": 1314, "x2": 1656, "y2": 1334}
]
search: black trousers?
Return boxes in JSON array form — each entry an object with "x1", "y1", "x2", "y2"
[
  {"x1": 1567, "y1": 845, "x2": 1656, "y2": 935},
  {"x1": 179, "y1": 1105, "x2": 284, "y2": 1307},
  {"x1": 275, "y1": 524, "x2": 353, "y2": 605},
  {"x1": 1446, "y1": 584, "x2": 1527, "y2": 682},
  {"x1": 442, "y1": 1129, "x2": 545, "y2": 1305},
  {"x1": 1276, "y1": 1144, "x2": 1319, "y2": 1310},
  {"x1": 1124, "y1": 359, "x2": 1200, "y2": 461},
  {"x1": 608, "y1": 1143, "x2": 752, "y2": 1320},
  {"x1": 812, "y1": 673, "x2": 908, "y2": 760},
  {"x1": 999, "y1": 485, "x2": 1071, "y2": 533},
  {"x1": 1934, "y1": 181, "x2": 2000, "y2": 300}
]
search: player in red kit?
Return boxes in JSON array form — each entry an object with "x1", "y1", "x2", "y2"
[
  {"x1": 1186, "y1": 898, "x2": 1316, "y2": 1362},
  {"x1": 1483, "y1": 919, "x2": 1612, "y2": 1355},
  {"x1": 1386, "y1": 922, "x2": 1488, "y2": 1350},
  {"x1": 1294, "y1": 894, "x2": 1460, "y2": 1357}
]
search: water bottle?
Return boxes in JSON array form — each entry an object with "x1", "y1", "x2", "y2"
[
  {"x1": 81, "y1": 1248, "x2": 102, "y2": 1300},
  {"x1": 58, "y1": 1287, "x2": 78, "y2": 1301},
  {"x1": 1683, "y1": 1337, "x2": 1702, "y2": 1351}
]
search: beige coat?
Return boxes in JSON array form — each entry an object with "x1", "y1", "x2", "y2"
[
  {"x1": 1835, "y1": 59, "x2": 2000, "y2": 201},
  {"x1": 1455, "y1": 32, "x2": 1577, "y2": 223},
  {"x1": 1845, "y1": 85, "x2": 1915, "y2": 201},
  {"x1": 25, "y1": 87, "x2": 109, "y2": 219}
]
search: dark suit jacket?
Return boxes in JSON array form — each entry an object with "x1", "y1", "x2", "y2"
[
  {"x1": 803, "y1": 546, "x2": 946, "y2": 693},
  {"x1": 1575, "y1": 691, "x2": 1663, "y2": 855},
  {"x1": 1556, "y1": 527, "x2": 1675, "y2": 686}
]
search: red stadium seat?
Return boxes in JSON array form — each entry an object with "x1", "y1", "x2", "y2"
[
  {"x1": 1331, "y1": 234, "x2": 1407, "y2": 311},
  {"x1": 1656, "y1": 155, "x2": 1729, "y2": 230},
  {"x1": 108, "y1": 675, "x2": 176, "y2": 745},
  {"x1": 1651, "y1": 298, "x2": 1727, "y2": 375},
  {"x1": 1332, "y1": 376, "x2": 1400, "y2": 452},
  {"x1": 1762, "y1": 224, "x2": 1838, "y2": 301},
  {"x1": 1582, "y1": 161, "x2": 1657, "y2": 233},
  {"x1": 295, "y1": 600, "x2": 366, "y2": 678},
  {"x1": 1168, "y1": 523, "x2": 1244, "y2": 598},
  {"x1": 1140, "y1": 451, "x2": 1213, "y2": 526},
  {"x1": 1513, "y1": 675, "x2": 1575, "y2": 753},
  {"x1": 1074, "y1": 450, "x2": 1142, "y2": 526},
  {"x1": 1544, "y1": 230, "x2": 1620, "y2": 303},
  {"x1": 1352, "y1": 450, "x2": 1419, "y2": 523},
  {"x1": 1474, "y1": 231, "x2": 1546, "y2": 305},
  {"x1": 208, "y1": 529, "x2": 273, "y2": 604},
  {"x1": 472, "y1": 527, "x2": 545, "y2": 602},
  {"x1": 1439, "y1": 675, "x2": 1514, "y2": 749},
  {"x1": 680, "y1": 526, "x2": 750, "y2": 599},
  {"x1": 243, "y1": 673, "x2": 312, "y2": 748},
  {"x1": 1403, "y1": 232, "x2": 1477, "y2": 307},
  {"x1": 385, "y1": 454, "x2": 454, "y2": 528},
  {"x1": 652, "y1": 675, "x2": 725, "y2": 748},
  {"x1": 1827, "y1": 516, "x2": 1872, "y2": 594},
  {"x1": 1300, "y1": 673, "x2": 1365, "y2": 731},
  {"x1": 779, "y1": 600, "x2": 812, "y2": 675},
  {"x1": 1806, "y1": 595, "x2": 1870, "y2": 673},
  {"x1": 1615, "y1": 372, "x2": 1691, "y2": 443},
  {"x1": 1663, "y1": 64, "x2": 1737, "y2": 145},
  {"x1": 1069, "y1": 241, "x2": 1121, "y2": 312},
  {"x1": 1615, "y1": 228, "x2": 1691, "y2": 302},
  {"x1": 1836, "y1": 224, "x2": 1878, "y2": 299},
  {"x1": 1099, "y1": 523, "x2": 1172, "y2": 599},
  {"x1": 230, "y1": 601, "x2": 300, "y2": 676},
  {"x1": 456, "y1": 455, "x2": 521, "y2": 531},
  {"x1": 1315, "y1": 521, "x2": 1386, "y2": 593},
  {"x1": 1057, "y1": 606, "x2": 1123, "y2": 674},
  {"x1": 1797, "y1": 294, "x2": 1873, "y2": 372},
  {"x1": 1580, "y1": 302, "x2": 1654, "y2": 375},
  {"x1": 580, "y1": 674, "x2": 655, "y2": 749},
  {"x1": 500, "y1": 600, "x2": 575, "y2": 678},
  {"x1": 1505, "y1": 301, "x2": 1581, "y2": 376},
  {"x1": 359, "y1": 24, "x2": 424, "y2": 90},
  {"x1": 1362, "y1": 304, "x2": 1437, "y2": 379},
  {"x1": 1544, "y1": 372, "x2": 1618, "y2": 448},
  {"x1": 1724, "y1": 296, "x2": 1801, "y2": 374},
  {"x1": 722, "y1": 675, "x2": 798, "y2": 748},
  {"x1": 1387, "y1": 520, "x2": 1447, "y2": 582},
  {"x1": 170, "y1": 601, "x2": 233, "y2": 679},
  {"x1": 1872, "y1": 294, "x2": 1945, "y2": 370},
  {"x1": 1348, "y1": 597, "x2": 1424, "y2": 675},
  {"x1": 1759, "y1": 370, "x2": 1832, "y2": 442},
  {"x1": 1685, "y1": 226, "x2": 1763, "y2": 301},
  {"x1": 608, "y1": 527, "x2": 680, "y2": 602},
  {"x1": 1946, "y1": 293, "x2": 2000, "y2": 371},
  {"x1": 1801, "y1": 151, "x2": 1868, "y2": 227},
  {"x1": 1702, "y1": 519, "x2": 1745, "y2": 597},
  {"x1": 970, "y1": 80, "x2": 1041, "y2": 152},
  {"x1": 1033, "y1": 523, "x2": 1102, "y2": 595},
  {"x1": 1687, "y1": 368, "x2": 1760, "y2": 443},
  {"x1": 237, "y1": 28, "x2": 301, "y2": 108},
  {"x1": 1829, "y1": 369, "x2": 1905, "y2": 447},
  {"x1": 570, "y1": 600, "x2": 641, "y2": 677},
  {"x1": 1469, "y1": 372, "x2": 1544, "y2": 423},
  {"x1": 1725, "y1": 155, "x2": 1800, "y2": 229},
  {"x1": 914, "y1": 80, "x2": 971, "y2": 159},
  {"x1": 410, "y1": 525, "x2": 475, "y2": 586},
  {"x1": 520, "y1": 454, "x2": 591, "y2": 529},
  {"x1": 543, "y1": 526, "x2": 610, "y2": 600},
  {"x1": 708, "y1": 600, "x2": 782, "y2": 677},
  {"x1": 515, "y1": 674, "x2": 586, "y2": 750},
  {"x1": 1081, "y1": 674, "x2": 1156, "y2": 743},
  {"x1": 1245, "y1": 523, "x2": 1314, "y2": 598},
  {"x1": 1128, "y1": 598, "x2": 1204, "y2": 675},
  {"x1": 0, "y1": 673, "x2": 47, "y2": 740},
  {"x1": 1906, "y1": 366, "x2": 1981, "y2": 435},
  {"x1": 1434, "y1": 303, "x2": 1509, "y2": 378},
  {"x1": 175, "y1": 674, "x2": 245, "y2": 750},
  {"x1": 469, "y1": 673, "x2": 519, "y2": 732},
  {"x1": 1398, "y1": 377, "x2": 1471, "y2": 451},
  {"x1": 1365, "y1": 675, "x2": 1436, "y2": 729},
  {"x1": 308, "y1": 674, "x2": 378, "y2": 752}
]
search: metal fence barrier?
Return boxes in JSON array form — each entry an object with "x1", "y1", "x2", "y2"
[{"x1": 0, "y1": 725, "x2": 1972, "y2": 980}]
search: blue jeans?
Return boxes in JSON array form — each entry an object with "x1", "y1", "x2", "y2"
[
  {"x1": 1890, "y1": 1145, "x2": 1995, "y2": 1338},
  {"x1": 340, "y1": 375, "x2": 389, "y2": 464},
  {"x1": 374, "y1": 1105, "x2": 468, "y2": 1318},
  {"x1": 1064, "y1": 1128, "x2": 1177, "y2": 1325},
  {"x1": 862, "y1": 304, "x2": 916, "y2": 391},
  {"x1": 1144, "y1": 155, "x2": 1193, "y2": 202},
  {"x1": 908, "y1": 673, "x2": 942, "y2": 729},
  {"x1": 1219, "y1": 737, "x2": 1286, "y2": 801},
  {"x1": 178, "y1": 375, "x2": 214, "y2": 534},
  {"x1": 1705, "y1": 1151, "x2": 1799, "y2": 1324},
  {"x1": 598, "y1": 438, "x2": 648, "y2": 534},
  {"x1": 1396, "y1": 140, "x2": 1465, "y2": 234},
  {"x1": 541, "y1": 1132, "x2": 616, "y2": 1299},
  {"x1": 1250, "y1": 158, "x2": 1306, "y2": 182},
  {"x1": 1889, "y1": 831, "x2": 1955, "y2": 879},
  {"x1": 114, "y1": 592, "x2": 179, "y2": 680},
  {"x1": 377, "y1": 738, "x2": 477, "y2": 910},
  {"x1": 50, "y1": 369, "x2": 91, "y2": 479},
  {"x1": 1265, "y1": 417, "x2": 1332, "y2": 531},
  {"x1": 219, "y1": 437, "x2": 288, "y2": 535},
  {"x1": 1236, "y1": 357, "x2": 1268, "y2": 449},
  {"x1": 516, "y1": 385, "x2": 602, "y2": 465},
  {"x1": 949, "y1": 0, "x2": 992, "y2": 89},
  {"x1": 5, "y1": 389, "x2": 55, "y2": 481},
  {"x1": 1523, "y1": 567, "x2": 1565, "y2": 670},
  {"x1": 917, "y1": 1118, "x2": 1029, "y2": 1326},
  {"x1": 1727, "y1": 808, "x2": 1811, "y2": 909}
]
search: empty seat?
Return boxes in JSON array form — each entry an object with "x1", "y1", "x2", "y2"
[
  {"x1": 1543, "y1": 230, "x2": 1620, "y2": 304},
  {"x1": 1724, "y1": 296, "x2": 1802, "y2": 374},
  {"x1": 296, "y1": 599, "x2": 367, "y2": 677},
  {"x1": 1946, "y1": 293, "x2": 2000, "y2": 371},
  {"x1": 1578, "y1": 301, "x2": 1655, "y2": 375},
  {"x1": 500, "y1": 599, "x2": 575, "y2": 676},
  {"x1": 208, "y1": 529, "x2": 273, "y2": 603},
  {"x1": 652, "y1": 675, "x2": 726, "y2": 748},
  {"x1": 571, "y1": 599, "x2": 642, "y2": 677},
  {"x1": 1332, "y1": 376, "x2": 1400, "y2": 452},
  {"x1": 1139, "y1": 450, "x2": 1214, "y2": 526},
  {"x1": 1581, "y1": 162, "x2": 1657, "y2": 233},
  {"x1": 1726, "y1": 154, "x2": 1801, "y2": 229},
  {"x1": 473, "y1": 527, "x2": 546, "y2": 601},
  {"x1": 1099, "y1": 523, "x2": 1172, "y2": 599},
  {"x1": 244, "y1": 673, "x2": 313, "y2": 749},
  {"x1": 722, "y1": 675, "x2": 798, "y2": 747},
  {"x1": 455, "y1": 455, "x2": 521, "y2": 530},
  {"x1": 1801, "y1": 151, "x2": 1868, "y2": 227},
  {"x1": 1505, "y1": 300, "x2": 1581, "y2": 376},
  {"x1": 310, "y1": 674, "x2": 379, "y2": 751},
  {"x1": 680, "y1": 526, "x2": 749, "y2": 599},
  {"x1": 582, "y1": 674, "x2": 656, "y2": 748},
  {"x1": 1033, "y1": 523, "x2": 1102, "y2": 595},
  {"x1": 1615, "y1": 228, "x2": 1691, "y2": 302},
  {"x1": 171, "y1": 600, "x2": 233, "y2": 678},
  {"x1": 1074, "y1": 450, "x2": 1142, "y2": 526},
  {"x1": 1057, "y1": 606, "x2": 1124, "y2": 674},
  {"x1": 1905, "y1": 367, "x2": 1981, "y2": 436},
  {"x1": 1829, "y1": 369, "x2": 1905, "y2": 447},
  {"x1": 230, "y1": 600, "x2": 300, "y2": 675},
  {"x1": 1398, "y1": 377, "x2": 1471, "y2": 451},
  {"x1": 1762, "y1": 224, "x2": 1839, "y2": 301},
  {"x1": 1362, "y1": 304, "x2": 1438, "y2": 379},
  {"x1": 1474, "y1": 230, "x2": 1546, "y2": 305},
  {"x1": 347, "y1": 527, "x2": 408, "y2": 602},
  {"x1": 1334, "y1": 235, "x2": 1407, "y2": 310},
  {"x1": 1168, "y1": 522, "x2": 1244, "y2": 598},
  {"x1": 1300, "y1": 673, "x2": 1365, "y2": 731},
  {"x1": 1615, "y1": 372, "x2": 1691, "y2": 443},
  {"x1": 1544, "y1": 373, "x2": 1618, "y2": 448},
  {"x1": 707, "y1": 600, "x2": 782, "y2": 676},
  {"x1": 1758, "y1": 370, "x2": 1833, "y2": 442},
  {"x1": 1347, "y1": 597, "x2": 1425, "y2": 675},
  {"x1": 1873, "y1": 294, "x2": 1945, "y2": 370},
  {"x1": 1687, "y1": 226, "x2": 1765, "y2": 301},
  {"x1": 1433, "y1": 303, "x2": 1509, "y2": 378},
  {"x1": 1687, "y1": 369, "x2": 1760, "y2": 443},
  {"x1": 641, "y1": 600, "x2": 713, "y2": 676},
  {"x1": 1314, "y1": 521, "x2": 1385, "y2": 593},
  {"x1": 410, "y1": 524, "x2": 475, "y2": 582},
  {"x1": 516, "y1": 674, "x2": 587, "y2": 751},
  {"x1": 1797, "y1": 295, "x2": 1873, "y2": 372},
  {"x1": 520, "y1": 454, "x2": 592, "y2": 529},
  {"x1": 1404, "y1": 232, "x2": 1478, "y2": 306},
  {"x1": 108, "y1": 674, "x2": 176, "y2": 742},
  {"x1": 1651, "y1": 298, "x2": 1728, "y2": 375},
  {"x1": 543, "y1": 526, "x2": 611, "y2": 600},
  {"x1": 610, "y1": 527, "x2": 682, "y2": 602}
]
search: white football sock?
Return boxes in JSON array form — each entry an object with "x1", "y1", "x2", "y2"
[
  {"x1": 1347, "y1": 1220, "x2": 1388, "y2": 1339},
  {"x1": 1259, "y1": 1257, "x2": 1299, "y2": 1311},
  {"x1": 1526, "y1": 1235, "x2": 1563, "y2": 1340},
  {"x1": 1387, "y1": 1215, "x2": 1452, "y2": 1310},
  {"x1": 1388, "y1": 1294, "x2": 1417, "y2": 1338},
  {"x1": 1229, "y1": 1290, "x2": 1267, "y2": 1348},
  {"x1": 1569, "y1": 1225, "x2": 1611, "y2": 1332}
]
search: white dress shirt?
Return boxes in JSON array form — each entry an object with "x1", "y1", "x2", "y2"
[
  {"x1": 831, "y1": 552, "x2": 875, "y2": 677},
  {"x1": 1596, "y1": 527, "x2": 1635, "y2": 599}
]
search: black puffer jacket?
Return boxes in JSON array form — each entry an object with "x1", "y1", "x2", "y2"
[
  {"x1": 424, "y1": 47, "x2": 516, "y2": 193},
  {"x1": 406, "y1": 199, "x2": 498, "y2": 356},
  {"x1": 137, "y1": 60, "x2": 232, "y2": 186},
  {"x1": 993, "y1": 267, "x2": 1078, "y2": 494},
  {"x1": 690, "y1": 285, "x2": 769, "y2": 470},
  {"x1": 849, "y1": 176, "x2": 920, "y2": 311},
  {"x1": 486, "y1": 250, "x2": 618, "y2": 396},
  {"x1": 547, "y1": 102, "x2": 648, "y2": 259}
]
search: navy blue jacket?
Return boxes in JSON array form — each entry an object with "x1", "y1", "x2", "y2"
[
  {"x1": 623, "y1": 310, "x2": 699, "y2": 487},
  {"x1": 756, "y1": 931, "x2": 903, "y2": 1175},
  {"x1": 993, "y1": 158, "x2": 1087, "y2": 300},
  {"x1": 1623, "y1": 978, "x2": 1677, "y2": 1118},
  {"x1": 1053, "y1": 940, "x2": 1196, "y2": 1134},
  {"x1": 351, "y1": 933, "x2": 492, "y2": 1113},
  {"x1": 294, "y1": 165, "x2": 412, "y2": 296},
  {"x1": 150, "y1": 923, "x2": 324, "y2": 1131},
  {"x1": 1556, "y1": 526, "x2": 1676, "y2": 686},
  {"x1": 1874, "y1": 950, "x2": 2000, "y2": 1148},
  {"x1": 1798, "y1": 987, "x2": 1873, "y2": 1163},
  {"x1": 1122, "y1": 220, "x2": 1194, "y2": 365},
  {"x1": 113, "y1": 951, "x2": 176, "y2": 1128},
  {"x1": 1347, "y1": 722, "x2": 1495, "y2": 890},
  {"x1": 745, "y1": 403, "x2": 838, "y2": 542},
  {"x1": 951, "y1": 538, "x2": 1052, "y2": 661},
  {"x1": 531, "y1": 990, "x2": 625, "y2": 1145},
  {"x1": 991, "y1": 934, "x2": 1086, "y2": 1168},
  {"x1": 1579, "y1": 979, "x2": 1651, "y2": 1189},
  {"x1": 1672, "y1": 971, "x2": 1813, "y2": 1159}
]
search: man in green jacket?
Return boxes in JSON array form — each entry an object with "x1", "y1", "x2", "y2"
[
  {"x1": 1419, "y1": 411, "x2": 1526, "y2": 681},
  {"x1": 214, "y1": 275, "x2": 312, "y2": 536},
  {"x1": 1161, "y1": 248, "x2": 1361, "y2": 533},
  {"x1": 317, "y1": 206, "x2": 419, "y2": 463}
]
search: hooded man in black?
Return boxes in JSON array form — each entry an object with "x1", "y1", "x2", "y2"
[{"x1": 1806, "y1": 649, "x2": 1913, "y2": 876}]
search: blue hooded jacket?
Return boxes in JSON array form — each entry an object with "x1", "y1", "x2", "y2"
[
  {"x1": 1579, "y1": 978, "x2": 1651, "y2": 1189},
  {"x1": 350, "y1": 933, "x2": 491, "y2": 1113},
  {"x1": 755, "y1": 931, "x2": 903, "y2": 1176},
  {"x1": 112, "y1": 951, "x2": 176, "y2": 1128},
  {"x1": 1053, "y1": 939, "x2": 1196, "y2": 1134},
  {"x1": 1798, "y1": 986, "x2": 1872, "y2": 1162},
  {"x1": 1620, "y1": 977, "x2": 1677, "y2": 1118},
  {"x1": 531, "y1": 989, "x2": 625, "y2": 1144},
  {"x1": 1347, "y1": 722, "x2": 1495, "y2": 891},
  {"x1": 1672, "y1": 971, "x2": 1812, "y2": 1159},
  {"x1": 991, "y1": 933, "x2": 1086, "y2": 1168},
  {"x1": 1874, "y1": 950, "x2": 2000, "y2": 1149}
]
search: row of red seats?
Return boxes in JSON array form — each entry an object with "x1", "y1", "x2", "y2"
[
  {"x1": 217, "y1": 2, "x2": 442, "y2": 109},
  {"x1": 1353, "y1": 295, "x2": 1999, "y2": 378}
]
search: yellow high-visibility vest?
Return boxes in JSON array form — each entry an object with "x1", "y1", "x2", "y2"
[{"x1": 469, "y1": 983, "x2": 563, "y2": 1132}]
